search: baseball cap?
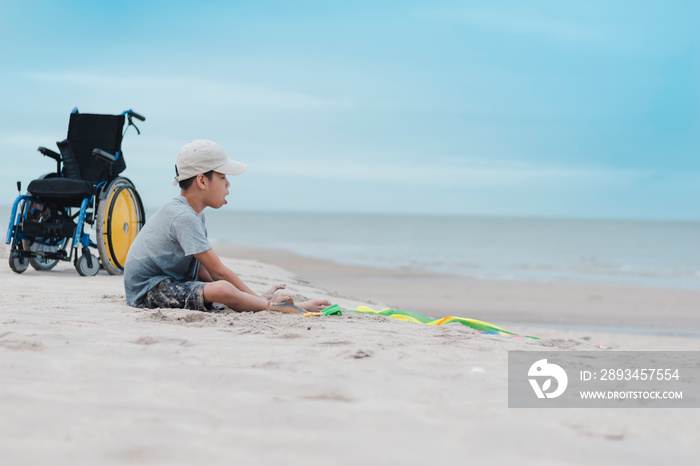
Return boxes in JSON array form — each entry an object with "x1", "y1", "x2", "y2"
[{"x1": 173, "y1": 139, "x2": 247, "y2": 185}]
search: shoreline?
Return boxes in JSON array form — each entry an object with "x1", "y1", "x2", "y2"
[{"x1": 216, "y1": 244, "x2": 700, "y2": 337}]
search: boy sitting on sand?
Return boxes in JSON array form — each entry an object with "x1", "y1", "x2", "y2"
[{"x1": 124, "y1": 139, "x2": 331, "y2": 313}]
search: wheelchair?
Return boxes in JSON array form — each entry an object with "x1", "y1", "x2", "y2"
[{"x1": 5, "y1": 108, "x2": 146, "y2": 276}]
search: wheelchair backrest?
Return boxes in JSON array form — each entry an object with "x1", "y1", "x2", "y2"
[{"x1": 63, "y1": 112, "x2": 127, "y2": 183}]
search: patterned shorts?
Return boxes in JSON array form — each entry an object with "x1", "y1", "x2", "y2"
[{"x1": 143, "y1": 278, "x2": 211, "y2": 311}]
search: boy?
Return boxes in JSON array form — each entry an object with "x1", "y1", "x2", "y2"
[{"x1": 124, "y1": 139, "x2": 331, "y2": 313}]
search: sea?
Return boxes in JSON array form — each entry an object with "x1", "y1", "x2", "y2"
[
  {"x1": 4, "y1": 205, "x2": 699, "y2": 291},
  {"x1": 202, "y1": 210, "x2": 700, "y2": 291}
]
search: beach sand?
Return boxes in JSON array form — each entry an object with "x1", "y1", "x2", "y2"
[{"x1": 1, "y1": 243, "x2": 699, "y2": 465}]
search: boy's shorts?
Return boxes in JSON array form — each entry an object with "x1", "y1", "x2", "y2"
[{"x1": 143, "y1": 278, "x2": 211, "y2": 311}]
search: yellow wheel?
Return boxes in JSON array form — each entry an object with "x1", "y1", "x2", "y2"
[{"x1": 96, "y1": 178, "x2": 145, "y2": 275}]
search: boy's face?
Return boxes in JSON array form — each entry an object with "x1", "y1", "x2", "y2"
[{"x1": 204, "y1": 171, "x2": 230, "y2": 209}]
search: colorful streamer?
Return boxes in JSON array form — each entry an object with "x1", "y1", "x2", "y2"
[{"x1": 317, "y1": 304, "x2": 540, "y2": 339}]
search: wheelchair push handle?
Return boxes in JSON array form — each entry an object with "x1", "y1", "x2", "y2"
[
  {"x1": 122, "y1": 109, "x2": 145, "y2": 135},
  {"x1": 122, "y1": 109, "x2": 146, "y2": 121}
]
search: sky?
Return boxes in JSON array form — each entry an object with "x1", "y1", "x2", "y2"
[{"x1": 0, "y1": 0, "x2": 698, "y2": 220}]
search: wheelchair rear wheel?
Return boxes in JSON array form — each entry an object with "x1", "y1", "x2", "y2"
[{"x1": 96, "y1": 178, "x2": 145, "y2": 275}]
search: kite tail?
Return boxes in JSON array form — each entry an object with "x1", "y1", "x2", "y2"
[{"x1": 318, "y1": 304, "x2": 540, "y2": 339}]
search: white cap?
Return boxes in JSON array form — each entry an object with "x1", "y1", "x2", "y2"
[{"x1": 173, "y1": 140, "x2": 247, "y2": 185}]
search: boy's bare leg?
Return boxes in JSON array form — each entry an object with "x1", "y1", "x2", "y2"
[
  {"x1": 204, "y1": 281, "x2": 283, "y2": 311},
  {"x1": 204, "y1": 281, "x2": 331, "y2": 313},
  {"x1": 297, "y1": 299, "x2": 332, "y2": 312}
]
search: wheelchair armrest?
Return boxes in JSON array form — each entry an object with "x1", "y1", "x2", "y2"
[
  {"x1": 93, "y1": 148, "x2": 116, "y2": 163},
  {"x1": 38, "y1": 146, "x2": 61, "y2": 161}
]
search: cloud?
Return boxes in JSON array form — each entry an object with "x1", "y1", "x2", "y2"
[
  {"x1": 252, "y1": 155, "x2": 649, "y2": 189},
  {"x1": 416, "y1": 6, "x2": 601, "y2": 42},
  {"x1": 24, "y1": 72, "x2": 352, "y2": 111}
]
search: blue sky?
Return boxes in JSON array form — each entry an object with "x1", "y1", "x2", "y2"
[{"x1": 0, "y1": 0, "x2": 698, "y2": 220}]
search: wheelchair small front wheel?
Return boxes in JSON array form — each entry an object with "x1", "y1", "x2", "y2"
[
  {"x1": 96, "y1": 178, "x2": 145, "y2": 275},
  {"x1": 9, "y1": 252, "x2": 29, "y2": 274},
  {"x1": 75, "y1": 253, "x2": 100, "y2": 277}
]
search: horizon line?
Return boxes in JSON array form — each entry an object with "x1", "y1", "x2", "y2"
[{"x1": 1, "y1": 203, "x2": 698, "y2": 224}]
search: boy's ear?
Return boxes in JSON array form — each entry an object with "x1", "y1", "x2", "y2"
[{"x1": 196, "y1": 174, "x2": 207, "y2": 189}]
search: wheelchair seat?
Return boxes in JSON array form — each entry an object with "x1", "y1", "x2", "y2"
[
  {"x1": 6, "y1": 108, "x2": 146, "y2": 276},
  {"x1": 27, "y1": 178, "x2": 95, "y2": 206}
]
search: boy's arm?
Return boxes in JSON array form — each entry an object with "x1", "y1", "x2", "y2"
[{"x1": 194, "y1": 248, "x2": 259, "y2": 296}]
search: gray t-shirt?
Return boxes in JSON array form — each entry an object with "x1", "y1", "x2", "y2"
[{"x1": 124, "y1": 196, "x2": 212, "y2": 306}]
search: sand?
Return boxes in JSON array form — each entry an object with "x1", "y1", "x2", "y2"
[{"x1": 1, "y1": 243, "x2": 699, "y2": 465}]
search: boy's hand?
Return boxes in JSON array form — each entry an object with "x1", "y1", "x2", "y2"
[
  {"x1": 270, "y1": 292, "x2": 293, "y2": 304},
  {"x1": 262, "y1": 284, "x2": 286, "y2": 300}
]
